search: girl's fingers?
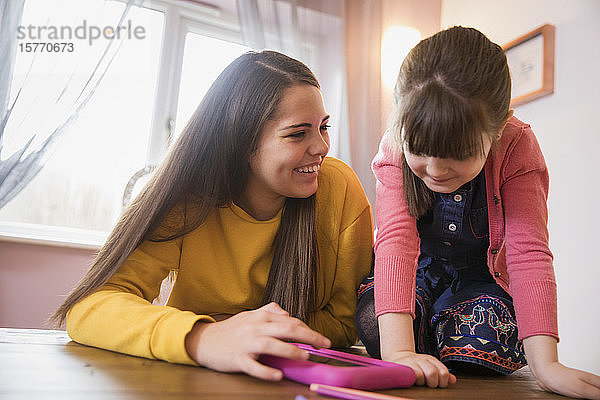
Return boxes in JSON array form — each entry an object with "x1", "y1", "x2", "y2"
[
  {"x1": 410, "y1": 364, "x2": 426, "y2": 386},
  {"x1": 411, "y1": 356, "x2": 453, "y2": 388},
  {"x1": 581, "y1": 371, "x2": 600, "y2": 388},
  {"x1": 436, "y1": 364, "x2": 452, "y2": 388},
  {"x1": 449, "y1": 372, "x2": 458, "y2": 384},
  {"x1": 403, "y1": 359, "x2": 434, "y2": 387},
  {"x1": 251, "y1": 337, "x2": 310, "y2": 361},
  {"x1": 579, "y1": 374, "x2": 600, "y2": 399},
  {"x1": 251, "y1": 308, "x2": 307, "y2": 325},
  {"x1": 259, "y1": 302, "x2": 289, "y2": 315},
  {"x1": 259, "y1": 321, "x2": 331, "y2": 348},
  {"x1": 241, "y1": 357, "x2": 284, "y2": 381},
  {"x1": 579, "y1": 384, "x2": 600, "y2": 400},
  {"x1": 434, "y1": 358, "x2": 455, "y2": 387},
  {"x1": 419, "y1": 360, "x2": 440, "y2": 388}
]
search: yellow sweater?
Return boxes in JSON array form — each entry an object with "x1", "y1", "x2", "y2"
[{"x1": 67, "y1": 157, "x2": 373, "y2": 365}]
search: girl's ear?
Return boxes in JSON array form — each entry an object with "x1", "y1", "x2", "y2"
[{"x1": 497, "y1": 109, "x2": 514, "y2": 140}]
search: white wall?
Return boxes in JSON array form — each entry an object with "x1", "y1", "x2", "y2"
[{"x1": 442, "y1": 0, "x2": 600, "y2": 374}]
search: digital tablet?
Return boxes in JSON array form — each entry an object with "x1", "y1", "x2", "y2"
[{"x1": 258, "y1": 343, "x2": 415, "y2": 390}]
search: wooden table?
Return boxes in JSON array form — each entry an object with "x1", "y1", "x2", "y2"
[{"x1": 0, "y1": 328, "x2": 565, "y2": 399}]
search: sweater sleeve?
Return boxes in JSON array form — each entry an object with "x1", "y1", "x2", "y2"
[
  {"x1": 310, "y1": 206, "x2": 374, "y2": 346},
  {"x1": 66, "y1": 236, "x2": 215, "y2": 365},
  {"x1": 500, "y1": 126, "x2": 558, "y2": 341},
  {"x1": 372, "y1": 131, "x2": 421, "y2": 318}
]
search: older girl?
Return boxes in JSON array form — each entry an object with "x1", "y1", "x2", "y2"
[{"x1": 53, "y1": 51, "x2": 373, "y2": 381}]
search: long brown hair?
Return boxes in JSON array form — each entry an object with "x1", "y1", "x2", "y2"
[
  {"x1": 392, "y1": 26, "x2": 512, "y2": 217},
  {"x1": 51, "y1": 51, "x2": 320, "y2": 326}
]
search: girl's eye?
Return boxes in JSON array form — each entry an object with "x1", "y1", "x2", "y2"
[
  {"x1": 320, "y1": 124, "x2": 331, "y2": 131},
  {"x1": 286, "y1": 131, "x2": 306, "y2": 138}
]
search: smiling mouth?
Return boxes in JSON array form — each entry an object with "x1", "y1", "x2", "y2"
[
  {"x1": 294, "y1": 163, "x2": 321, "y2": 173},
  {"x1": 430, "y1": 176, "x2": 452, "y2": 183}
]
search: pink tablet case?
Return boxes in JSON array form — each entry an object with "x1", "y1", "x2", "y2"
[{"x1": 259, "y1": 344, "x2": 415, "y2": 390}]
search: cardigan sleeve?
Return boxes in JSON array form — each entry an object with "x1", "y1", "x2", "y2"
[
  {"x1": 372, "y1": 131, "x2": 421, "y2": 318},
  {"x1": 500, "y1": 125, "x2": 558, "y2": 341},
  {"x1": 66, "y1": 235, "x2": 215, "y2": 365}
]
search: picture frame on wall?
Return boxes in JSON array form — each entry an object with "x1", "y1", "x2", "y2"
[{"x1": 503, "y1": 24, "x2": 555, "y2": 107}]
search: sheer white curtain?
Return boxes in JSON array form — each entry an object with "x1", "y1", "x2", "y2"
[
  {"x1": 236, "y1": 0, "x2": 351, "y2": 163},
  {"x1": 0, "y1": 1, "x2": 24, "y2": 121},
  {"x1": 0, "y1": 0, "x2": 138, "y2": 210},
  {"x1": 0, "y1": 0, "x2": 26, "y2": 209}
]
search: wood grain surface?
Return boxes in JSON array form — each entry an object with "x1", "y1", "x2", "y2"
[{"x1": 0, "y1": 328, "x2": 565, "y2": 399}]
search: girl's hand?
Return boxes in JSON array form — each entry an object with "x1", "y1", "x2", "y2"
[
  {"x1": 184, "y1": 302, "x2": 331, "y2": 381},
  {"x1": 531, "y1": 361, "x2": 600, "y2": 399},
  {"x1": 378, "y1": 312, "x2": 456, "y2": 388},
  {"x1": 524, "y1": 335, "x2": 600, "y2": 399},
  {"x1": 385, "y1": 350, "x2": 457, "y2": 388}
]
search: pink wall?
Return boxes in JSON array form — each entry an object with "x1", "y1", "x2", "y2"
[{"x1": 0, "y1": 240, "x2": 95, "y2": 328}]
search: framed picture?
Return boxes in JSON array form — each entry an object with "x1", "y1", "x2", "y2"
[{"x1": 503, "y1": 24, "x2": 555, "y2": 107}]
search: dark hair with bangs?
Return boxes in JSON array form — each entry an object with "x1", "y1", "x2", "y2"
[
  {"x1": 392, "y1": 26, "x2": 512, "y2": 217},
  {"x1": 51, "y1": 51, "x2": 321, "y2": 326}
]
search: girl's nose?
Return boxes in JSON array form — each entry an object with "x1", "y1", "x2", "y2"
[
  {"x1": 426, "y1": 157, "x2": 449, "y2": 177},
  {"x1": 309, "y1": 130, "x2": 329, "y2": 156}
]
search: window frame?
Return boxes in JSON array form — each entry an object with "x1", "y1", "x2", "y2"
[
  {"x1": 0, "y1": 0, "x2": 246, "y2": 248},
  {"x1": 143, "y1": 0, "x2": 246, "y2": 165}
]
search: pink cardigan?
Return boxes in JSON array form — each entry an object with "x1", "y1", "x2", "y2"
[{"x1": 373, "y1": 116, "x2": 558, "y2": 341}]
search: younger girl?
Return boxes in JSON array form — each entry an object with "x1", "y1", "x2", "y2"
[
  {"x1": 356, "y1": 26, "x2": 600, "y2": 398},
  {"x1": 52, "y1": 50, "x2": 373, "y2": 381}
]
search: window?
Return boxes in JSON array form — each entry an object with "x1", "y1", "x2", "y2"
[
  {"x1": 175, "y1": 31, "x2": 250, "y2": 139},
  {"x1": 0, "y1": 0, "x2": 251, "y2": 247}
]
